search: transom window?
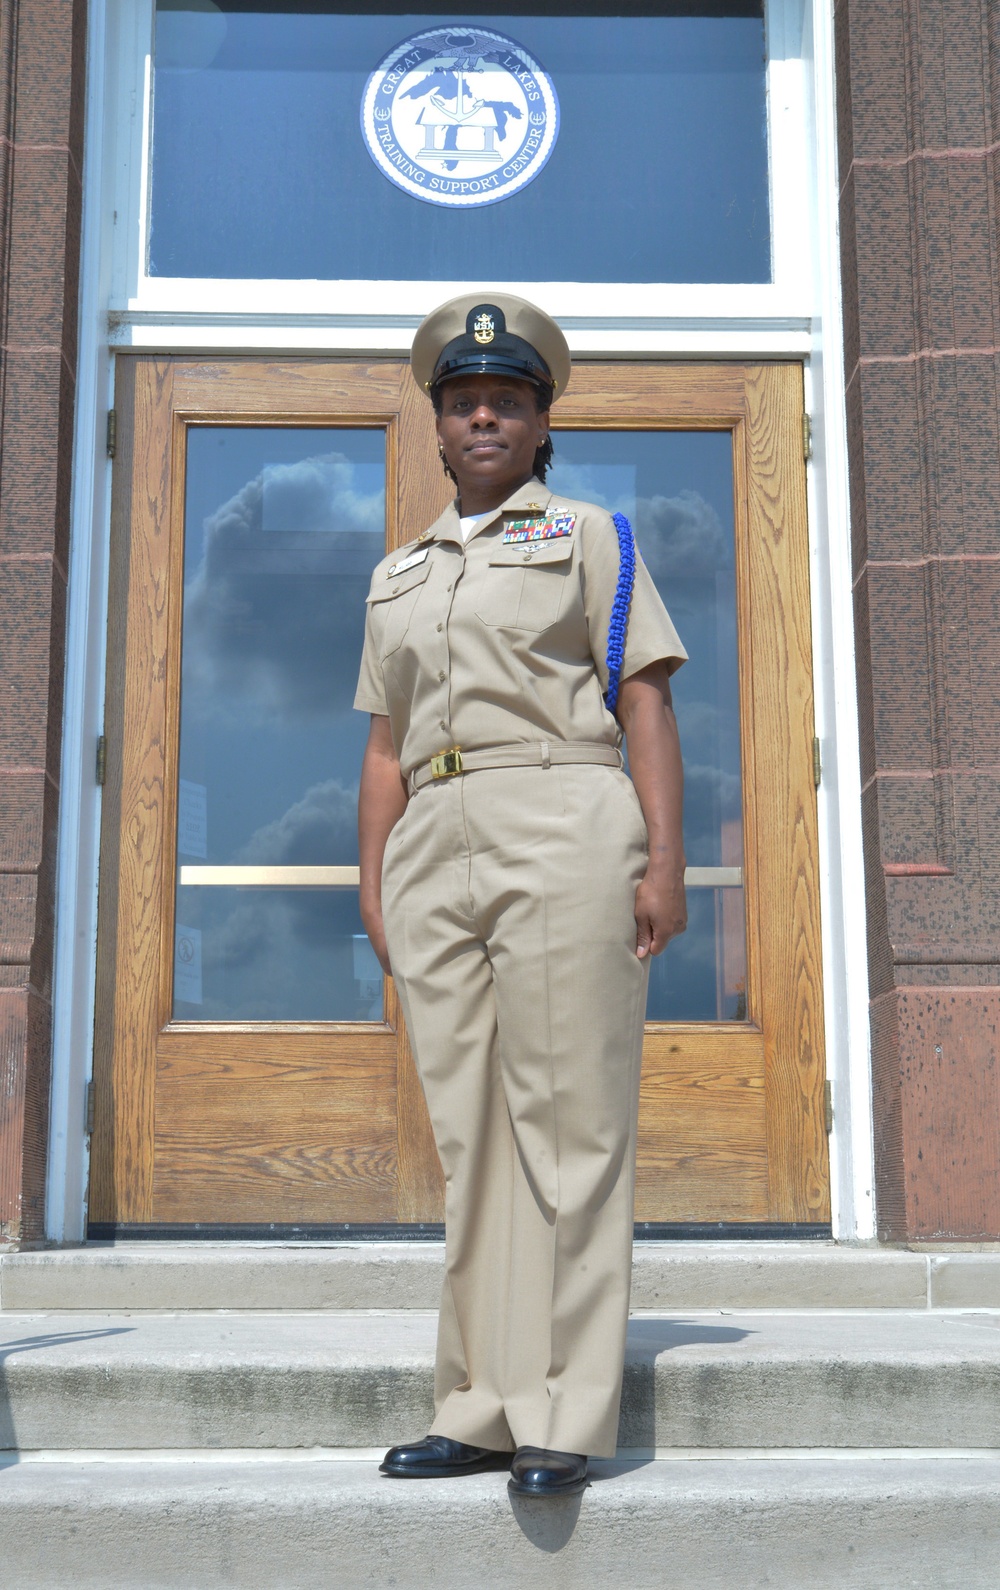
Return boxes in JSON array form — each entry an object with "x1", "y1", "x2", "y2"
[{"x1": 150, "y1": 1, "x2": 770, "y2": 284}]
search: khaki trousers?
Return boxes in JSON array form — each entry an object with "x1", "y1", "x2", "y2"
[{"x1": 381, "y1": 762, "x2": 650, "y2": 1459}]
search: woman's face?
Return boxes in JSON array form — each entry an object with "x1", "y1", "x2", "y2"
[{"x1": 436, "y1": 375, "x2": 550, "y2": 508}]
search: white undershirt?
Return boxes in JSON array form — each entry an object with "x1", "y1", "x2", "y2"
[{"x1": 459, "y1": 513, "x2": 489, "y2": 543}]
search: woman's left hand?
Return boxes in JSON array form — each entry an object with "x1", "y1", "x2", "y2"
[
  {"x1": 616, "y1": 661, "x2": 687, "y2": 961},
  {"x1": 634, "y1": 864, "x2": 687, "y2": 958}
]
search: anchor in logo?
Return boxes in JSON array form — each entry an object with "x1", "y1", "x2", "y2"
[{"x1": 399, "y1": 33, "x2": 522, "y2": 172}]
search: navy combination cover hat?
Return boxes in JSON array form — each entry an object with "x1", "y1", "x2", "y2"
[{"x1": 411, "y1": 292, "x2": 571, "y2": 400}]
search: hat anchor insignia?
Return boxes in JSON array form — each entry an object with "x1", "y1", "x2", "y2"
[{"x1": 473, "y1": 312, "x2": 495, "y2": 345}]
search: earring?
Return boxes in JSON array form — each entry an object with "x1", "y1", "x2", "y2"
[{"x1": 438, "y1": 443, "x2": 446, "y2": 459}]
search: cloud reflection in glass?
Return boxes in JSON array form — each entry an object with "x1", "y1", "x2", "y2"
[
  {"x1": 174, "y1": 430, "x2": 386, "y2": 1021},
  {"x1": 549, "y1": 432, "x2": 746, "y2": 1023}
]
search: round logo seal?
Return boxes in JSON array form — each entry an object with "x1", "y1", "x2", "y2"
[{"x1": 360, "y1": 27, "x2": 559, "y2": 209}]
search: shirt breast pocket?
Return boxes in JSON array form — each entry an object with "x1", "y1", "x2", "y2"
[
  {"x1": 366, "y1": 560, "x2": 432, "y2": 656},
  {"x1": 476, "y1": 539, "x2": 574, "y2": 631}
]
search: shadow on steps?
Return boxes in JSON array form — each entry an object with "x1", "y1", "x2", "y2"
[{"x1": 0, "y1": 1326, "x2": 134, "y2": 1460}]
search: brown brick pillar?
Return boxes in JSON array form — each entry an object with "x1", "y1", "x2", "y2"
[
  {"x1": 0, "y1": 0, "x2": 86, "y2": 1242},
  {"x1": 837, "y1": 0, "x2": 1000, "y2": 1238}
]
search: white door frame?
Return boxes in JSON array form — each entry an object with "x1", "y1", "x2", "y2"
[{"x1": 47, "y1": 0, "x2": 874, "y2": 1242}]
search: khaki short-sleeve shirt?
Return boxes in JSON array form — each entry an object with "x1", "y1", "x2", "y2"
[{"x1": 354, "y1": 477, "x2": 687, "y2": 778}]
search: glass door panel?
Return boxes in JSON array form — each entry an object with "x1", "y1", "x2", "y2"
[
  {"x1": 549, "y1": 431, "x2": 746, "y2": 1022},
  {"x1": 172, "y1": 427, "x2": 385, "y2": 1021}
]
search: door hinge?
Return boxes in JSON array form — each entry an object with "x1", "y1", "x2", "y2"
[
  {"x1": 85, "y1": 1079, "x2": 96, "y2": 1136},
  {"x1": 96, "y1": 734, "x2": 107, "y2": 785},
  {"x1": 824, "y1": 1080, "x2": 834, "y2": 1134},
  {"x1": 106, "y1": 409, "x2": 117, "y2": 459},
  {"x1": 802, "y1": 412, "x2": 813, "y2": 462},
  {"x1": 812, "y1": 735, "x2": 822, "y2": 788}
]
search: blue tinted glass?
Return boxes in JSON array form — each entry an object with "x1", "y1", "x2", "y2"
[
  {"x1": 548, "y1": 430, "x2": 746, "y2": 1022},
  {"x1": 173, "y1": 426, "x2": 386, "y2": 1021},
  {"x1": 151, "y1": 5, "x2": 769, "y2": 282}
]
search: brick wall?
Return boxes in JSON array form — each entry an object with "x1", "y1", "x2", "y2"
[
  {"x1": 837, "y1": 0, "x2": 1000, "y2": 1237},
  {"x1": 0, "y1": 0, "x2": 86, "y2": 1242}
]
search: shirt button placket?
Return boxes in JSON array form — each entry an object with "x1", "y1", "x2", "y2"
[{"x1": 438, "y1": 550, "x2": 461, "y2": 744}]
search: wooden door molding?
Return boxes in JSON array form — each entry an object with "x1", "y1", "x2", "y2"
[
  {"x1": 90, "y1": 359, "x2": 450, "y2": 1225},
  {"x1": 91, "y1": 357, "x2": 827, "y2": 1231},
  {"x1": 560, "y1": 363, "x2": 827, "y2": 1223}
]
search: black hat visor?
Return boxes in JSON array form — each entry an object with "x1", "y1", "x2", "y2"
[{"x1": 432, "y1": 331, "x2": 553, "y2": 393}]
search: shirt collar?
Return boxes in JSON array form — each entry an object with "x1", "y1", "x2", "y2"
[{"x1": 423, "y1": 478, "x2": 554, "y2": 547}]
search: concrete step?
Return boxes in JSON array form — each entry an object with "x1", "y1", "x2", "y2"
[
  {"x1": 2, "y1": 1454, "x2": 999, "y2": 1588},
  {"x1": 3, "y1": 1309, "x2": 1000, "y2": 1452},
  {"x1": 7, "y1": 1239, "x2": 991, "y2": 1312}
]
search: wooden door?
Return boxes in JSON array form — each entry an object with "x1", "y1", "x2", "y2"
[{"x1": 89, "y1": 357, "x2": 828, "y2": 1235}]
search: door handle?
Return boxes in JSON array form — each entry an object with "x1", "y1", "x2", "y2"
[
  {"x1": 178, "y1": 865, "x2": 361, "y2": 887},
  {"x1": 178, "y1": 864, "x2": 744, "y2": 889}
]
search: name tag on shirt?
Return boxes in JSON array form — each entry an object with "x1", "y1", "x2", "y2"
[
  {"x1": 387, "y1": 546, "x2": 430, "y2": 578},
  {"x1": 502, "y1": 512, "x2": 576, "y2": 545}
]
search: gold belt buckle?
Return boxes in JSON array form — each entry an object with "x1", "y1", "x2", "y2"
[{"x1": 430, "y1": 747, "x2": 463, "y2": 780}]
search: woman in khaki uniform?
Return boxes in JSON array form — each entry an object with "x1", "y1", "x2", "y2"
[{"x1": 355, "y1": 294, "x2": 687, "y2": 1498}]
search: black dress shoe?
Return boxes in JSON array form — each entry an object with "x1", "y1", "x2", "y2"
[
  {"x1": 379, "y1": 1434, "x2": 511, "y2": 1478},
  {"x1": 507, "y1": 1447, "x2": 589, "y2": 1497}
]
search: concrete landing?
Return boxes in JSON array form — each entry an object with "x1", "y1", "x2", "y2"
[
  {"x1": 1, "y1": 1455, "x2": 998, "y2": 1588},
  {"x1": 7, "y1": 1239, "x2": 995, "y2": 1312}
]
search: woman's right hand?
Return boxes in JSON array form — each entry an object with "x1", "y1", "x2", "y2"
[
  {"x1": 361, "y1": 897, "x2": 392, "y2": 976},
  {"x1": 358, "y1": 715, "x2": 408, "y2": 980}
]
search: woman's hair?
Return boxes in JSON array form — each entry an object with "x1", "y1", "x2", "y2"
[{"x1": 431, "y1": 381, "x2": 555, "y2": 484}]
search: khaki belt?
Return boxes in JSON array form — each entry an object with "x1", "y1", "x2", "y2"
[{"x1": 408, "y1": 740, "x2": 623, "y2": 795}]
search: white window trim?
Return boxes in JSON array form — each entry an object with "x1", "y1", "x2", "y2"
[
  {"x1": 799, "y1": 0, "x2": 875, "y2": 1243},
  {"x1": 108, "y1": 0, "x2": 815, "y2": 353},
  {"x1": 48, "y1": 0, "x2": 874, "y2": 1241}
]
